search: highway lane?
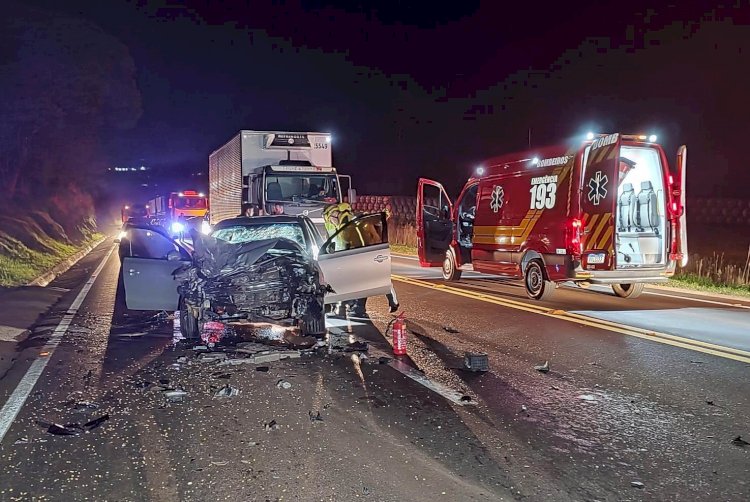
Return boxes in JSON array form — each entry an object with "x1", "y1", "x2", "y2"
[
  {"x1": 391, "y1": 254, "x2": 750, "y2": 358},
  {"x1": 0, "y1": 243, "x2": 748, "y2": 500}
]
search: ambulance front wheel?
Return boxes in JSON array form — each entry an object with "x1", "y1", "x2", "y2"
[
  {"x1": 524, "y1": 260, "x2": 556, "y2": 300},
  {"x1": 442, "y1": 252, "x2": 462, "y2": 281},
  {"x1": 612, "y1": 283, "x2": 645, "y2": 299}
]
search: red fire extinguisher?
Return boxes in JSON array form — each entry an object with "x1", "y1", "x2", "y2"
[{"x1": 392, "y1": 312, "x2": 407, "y2": 356}]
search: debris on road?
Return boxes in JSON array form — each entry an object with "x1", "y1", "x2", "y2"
[
  {"x1": 45, "y1": 423, "x2": 82, "y2": 436},
  {"x1": 442, "y1": 326, "x2": 460, "y2": 334},
  {"x1": 84, "y1": 414, "x2": 110, "y2": 430},
  {"x1": 463, "y1": 352, "x2": 489, "y2": 372},
  {"x1": 378, "y1": 356, "x2": 391, "y2": 365},
  {"x1": 731, "y1": 435, "x2": 750, "y2": 447},
  {"x1": 534, "y1": 361, "x2": 550, "y2": 373},
  {"x1": 164, "y1": 389, "x2": 188, "y2": 402},
  {"x1": 631, "y1": 481, "x2": 645, "y2": 489},
  {"x1": 345, "y1": 341, "x2": 368, "y2": 352},
  {"x1": 264, "y1": 420, "x2": 279, "y2": 431},
  {"x1": 199, "y1": 352, "x2": 228, "y2": 362},
  {"x1": 276, "y1": 379, "x2": 292, "y2": 389},
  {"x1": 214, "y1": 384, "x2": 239, "y2": 398},
  {"x1": 578, "y1": 394, "x2": 597, "y2": 401},
  {"x1": 256, "y1": 366, "x2": 269, "y2": 372},
  {"x1": 308, "y1": 411, "x2": 324, "y2": 422},
  {"x1": 71, "y1": 401, "x2": 99, "y2": 412}
]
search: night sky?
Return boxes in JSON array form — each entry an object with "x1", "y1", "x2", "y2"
[{"x1": 21, "y1": 1, "x2": 750, "y2": 199}]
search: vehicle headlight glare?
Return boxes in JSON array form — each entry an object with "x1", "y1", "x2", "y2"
[{"x1": 171, "y1": 221, "x2": 185, "y2": 233}]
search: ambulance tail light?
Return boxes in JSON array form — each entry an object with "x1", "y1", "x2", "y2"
[{"x1": 567, "y1": 218, "x2": 583, "y2": 257}]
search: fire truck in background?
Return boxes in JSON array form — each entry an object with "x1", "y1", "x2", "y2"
[
  {"x1": 208, "y1": 130, "x2": 355, "y2": 234},
  {"x1": 147, "y1": 190, "x2": 209, "y2": 238},
  {"x1": 121, "y1": 203, "x2": 150, "y2": 224},
  {"x1": 417, "y1": 132, "x2": 688, "y2": 300}
]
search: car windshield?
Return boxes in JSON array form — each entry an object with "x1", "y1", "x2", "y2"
[
  {"x1": 265, "y1": 173, "x2": 339, "y2": 203},
  {"x1": 212, "y1": 223, "x2": 307, "y2": 249},
  {"x1": 174, "y1": 197, "x2": 207, "y2": 209}
]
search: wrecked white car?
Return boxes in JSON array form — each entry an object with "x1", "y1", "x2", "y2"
[{"x1": 120, "y1": 214, "x2": 393, "y2": 339}]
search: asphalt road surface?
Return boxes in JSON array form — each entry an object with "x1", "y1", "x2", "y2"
[{"x1": 0, "y1": 242, "x2": 748, "y2": 501}]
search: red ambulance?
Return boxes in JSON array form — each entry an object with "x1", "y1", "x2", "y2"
[{"x1": 417, "y1": 133, "x2": 688, "y2": 300}]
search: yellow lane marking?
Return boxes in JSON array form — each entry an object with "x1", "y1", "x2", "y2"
[{"x1": 391, "y1": 274, "x2": 750, "y2": 365}]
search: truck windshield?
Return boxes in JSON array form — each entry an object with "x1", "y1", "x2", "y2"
[
  {"x1": 174, "y1": 197, "x2": 207, "y2": 209},
  {"x1": 265, "y1": 173, "x2": 339, "y2": 203}
]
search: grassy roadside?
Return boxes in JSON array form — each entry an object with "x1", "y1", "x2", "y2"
[
  {"x1": 0, "y1": 232, "x2": 103, "y2": 287},
  {"x1": 388, "y1": 242, "x2": 750, "y2": 299}
]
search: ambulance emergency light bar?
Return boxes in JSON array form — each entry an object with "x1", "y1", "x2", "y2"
[
  {"x1": 585, "y1": 131, "x2": 657, "y2": 142},
  {"x1": 178, "y1": 191, "x2": 206, "y2": 197}
]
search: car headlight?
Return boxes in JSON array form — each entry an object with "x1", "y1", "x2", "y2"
[
  {"x1": 201, "y1": 220, "x2": 212, "y2": 235},
  {"x1": 117, "y1": 230, "x2": 127, "y2": 240},
  {"x1": 171, "y1": 221, "x2": 185, "y2": 233}
]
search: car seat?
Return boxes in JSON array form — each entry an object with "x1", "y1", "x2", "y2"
[
  {"x1": 618, "y1": 183, "x2": 636, "y2": 232},
  {"x1": 636, "y1": 181, "x2": 659, "y2": 234},
  {"x1": 267, "y1": 181, "x2": 283, "y2": 201}
]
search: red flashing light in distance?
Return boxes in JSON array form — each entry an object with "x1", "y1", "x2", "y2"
[{"x1": 183, "y1": 190, "x2": 197, "y2": 195}]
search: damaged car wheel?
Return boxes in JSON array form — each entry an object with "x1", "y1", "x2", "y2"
[{"x1": 179, "y1": 298, "x2": 200, "y2": 340}]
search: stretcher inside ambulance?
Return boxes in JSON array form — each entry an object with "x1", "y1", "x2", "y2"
[{"x1": 417, "y1": 133, "x2": 687, "y2": 300}]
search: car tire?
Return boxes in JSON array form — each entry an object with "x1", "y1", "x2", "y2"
[
  {"x1": 442, "y1": 251, "x2": 462, "y2": 281},
  {"x1": 612, "y1": 283, "x2": 645, "y2": 299},
  {"x1": 524, "y1": 259, "x2": 556, "y2": 300},
  {"x1": 179, "y1": 299, "x2": 200, "y2": 340}
]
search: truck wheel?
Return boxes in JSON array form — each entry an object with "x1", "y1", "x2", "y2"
[
  {"x1": 179, "y1": 299, "x2": 200, "y2": 340},
  {"x1": 524, "y1": 259, "x2": 555, "y2": 300},
  {"x1": 612, "y1": 283, "x2": 645, "y2": 299},
  {"x1": 442, "y1": 251, "x2": 462, "y2": 281}
]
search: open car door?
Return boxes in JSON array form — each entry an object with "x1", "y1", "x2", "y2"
[
  {"x1": 417, "y1": 178, "x2": 453, "y2": 267},
  {"x1": 675, "y1": 145, "x2": 688, "y2": 267},
  {"x1": 317, "y1": 213, "x2": 392, "y2": 304},
  {"x1": 121, "y1": 226, "x2": 192, "y2": 310}
]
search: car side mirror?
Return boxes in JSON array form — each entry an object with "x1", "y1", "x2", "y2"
[{"x1": 166, "y1": 250, "x2": 182, "y2": 261}]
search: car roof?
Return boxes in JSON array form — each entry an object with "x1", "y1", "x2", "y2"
[{"x1": 213, "y1": 215, "x2": 309, "y2": 229}]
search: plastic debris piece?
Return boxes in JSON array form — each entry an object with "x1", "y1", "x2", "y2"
[
  {"x1": 464, "y1": 353, "x2": 489, "y2": 372},
  {"x1": 264, "y1": 420, "x2": 279, "y2": 431},
  {"x1": 214, "y1": 385, "x2": 239, "y2": 398},
  {"x1": 211, "y1": 460, "x2": 229, "y2": 466},
  {"x1": 46, "y1": 423, "x2": 81, "y2": 436},
  {"x1": 199, "y1": 352, "x2": 228, "y2": 362},
  {"x1": 165, "y1": 390, "x2": 188, "y2": 402},
  {"x1": 578, "y1": 394, "x2": 597, "y2": 401},
  {"x1": 345, "y1": 341, "x2": 369, "y2": 352},
  {"x1": 73, "y1": 401, "x2": 99, "y2": 412},
  {"x1": 276, "y1": 379, "x2": 292, "y2": 390},
  {"x1": 308, "y1": 411, "x2": 323, "y2": 422},
  {"x1": 731, "y1": 435, "x2": 750, "y2": 447},
  {"x1": 378, "y1": 356, "x2": 391, "y2": 365},
  {"x1": 460, "y1": 395, "x2": 472, "y2": 402},
  {"x1": 256, "y1": 366, "x2": 270, "y2": 372},
  {"x1": 631, "y1": 481, "x2": 645, "y2": 489},
  {"x1": 521, "y1": 405, "x2": 528, "y2": 412},
  {"x1": 84, "y1": 414, "x2": 110, "y2": 430},
  {"x1": 443, "y1": 326, "x2": 460, "y2": 334},
  {"x1": 534, "y1": 361, "x2": 550, "y2": 373}
]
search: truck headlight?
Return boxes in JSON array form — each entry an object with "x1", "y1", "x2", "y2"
[
  {"x1": 201, "y1": 220, "x2": 212, "y2": 235},
  {"x1": 171, "y1": 221, "x2": 185, "y2": 234}
]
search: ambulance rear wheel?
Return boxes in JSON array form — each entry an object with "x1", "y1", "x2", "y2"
[
  {"x1": 612, "y1": 283, "x2": 645, "y2": 299},
  {"x1": 442, "y1": 252, "x2": 462, "y2": 281},
  {"x1": 524, "y1": 260, "x2": 555, "y2": 300}
]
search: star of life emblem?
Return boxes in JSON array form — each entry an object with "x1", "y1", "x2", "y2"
[
  {"x1": 587, "y1": 171, "x2": 609, "y2": 206},
  {"x1": 490, "y1": 185, "x2": 504, "y2": 213}
]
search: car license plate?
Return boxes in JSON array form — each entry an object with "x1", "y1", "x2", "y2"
[{"x1": 587, "y1": 253, "x2": 606, "y2": 264}]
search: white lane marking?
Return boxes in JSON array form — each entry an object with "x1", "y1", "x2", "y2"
[{"x1": 0, "y1": 244, "x2": 116, "y2": 443}]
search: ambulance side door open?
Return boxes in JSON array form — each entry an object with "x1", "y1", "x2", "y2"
[
  {"x1": 417, "y1": 178, "x2": 454, "y2": 267},
  {"x1": 317, "y1": 213, "x2": 393, "y2": 304},
  {"x1": 580, "y1": 133, "x2": 622, "y2": 270}
]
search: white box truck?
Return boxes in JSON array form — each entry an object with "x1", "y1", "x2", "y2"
[{"x1": 208, "y1": 130, "x2": 353, "y2": 230}]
